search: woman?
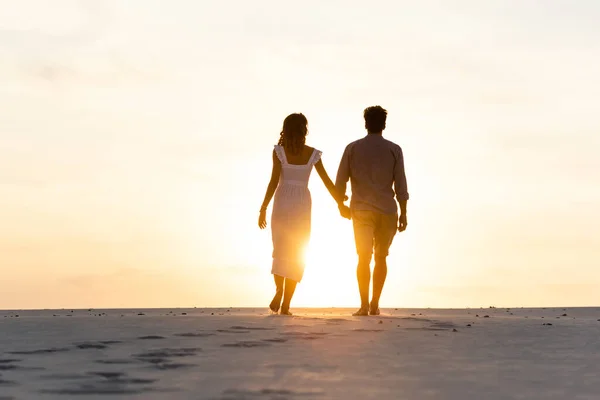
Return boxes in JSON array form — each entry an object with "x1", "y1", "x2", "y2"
[{"x1": 258, "y1": 113, "x2": 347, "y2": 315}]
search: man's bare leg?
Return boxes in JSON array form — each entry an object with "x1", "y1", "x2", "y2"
[
  {"x1": 280, "y1": 278, "x2": 297, "y2": 315},
  {"x1": 270, "y1": 275, "x2": 284, "y2": 313},
  {"x1": 370, "y1": 256, "x2": 387, "y2": 315},
  {"x1": 353, "y1": 254, "x2": 372, "y2": 316}
]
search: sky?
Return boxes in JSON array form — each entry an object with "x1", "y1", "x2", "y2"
[{"x1": 1, "y1": 0, "x2": 599, "y2": 309}]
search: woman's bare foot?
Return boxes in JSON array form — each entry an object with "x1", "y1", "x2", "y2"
[
  {"x1": 269, "y1": 292, "x2": 282, "y2": 313},
  {"x1": 352, "y1": 307, "x2": 369, "y2": 316}
]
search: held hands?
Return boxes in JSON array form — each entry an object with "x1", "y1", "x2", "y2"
[
  {"x1": 336, "y1": 191, "x2": 351, "y2": 220},
  {"x1": 398, "y1": 214, "x2": 407, "y2": 232},
  {"x1": 338, "y1": 203, "x2": 351, "y2": 220},
  {"x1": 258, "y1": 209, "x2": 267, "y2": 229}
]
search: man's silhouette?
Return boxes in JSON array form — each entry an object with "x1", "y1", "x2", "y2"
[{"x1": 335, "y1": 106, "x2": 409, "y2": 316}]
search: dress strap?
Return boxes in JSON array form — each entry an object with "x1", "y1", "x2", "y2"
[
  {"x1": 274, "y1": 145, "x2": 287, "y2": 165},
  {"x1": 309, "y1": 148, "x2": 322, "y2": 165}
]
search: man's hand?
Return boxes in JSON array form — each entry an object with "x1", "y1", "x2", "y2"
[
  {"x1": 398, "y1": 214, "x2": 407, "y2": 232},
  {"x1": 338, "y1": 204, "x2": 351, "y2": 220},
  {"x1": 258, "y1": 210, "x2": 267, "y2": 229}
]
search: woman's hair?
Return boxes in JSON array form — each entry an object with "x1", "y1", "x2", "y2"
[{"x1": 278, "y1": 113, "x2": 308, "y2": 154}]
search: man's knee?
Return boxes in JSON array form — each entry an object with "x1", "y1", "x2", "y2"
[
  {"x1": 374, "y1": 255, "x2": 387, "y2": 266},
  {"x1": 358, "y1": 254, "x2": 372, "y2": 267}
]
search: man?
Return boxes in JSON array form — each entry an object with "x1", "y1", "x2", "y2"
[{"x1": 335, "y1": 106, "x2": 409, "y2": 316}]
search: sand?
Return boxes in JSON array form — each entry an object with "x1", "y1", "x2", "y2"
[{"x1": 0, "y1": 307, "x2": 599, "y2": 399}]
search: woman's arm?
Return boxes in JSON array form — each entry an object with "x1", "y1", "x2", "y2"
[
  {"x1": 315, "y1": 159, "x2": 346, "y2": 205},
  {"x1": 258, "y1": 150, "x2": 281, "y2": 229}
]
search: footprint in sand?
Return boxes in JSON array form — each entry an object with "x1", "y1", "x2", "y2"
[
  {"x1": 9, "y1": 348, "x2": 70, "y2": 355},
  {"x1": 134, "y1": 348, "x2": 201, "y2": 358},
  {"x1": 261, "y1": 338, "x2": 288, "y2": 343},
  {"x1": 222, "y1": 341, "x2": 272, "y2": 348},
  {"x1": 174, "y1": 332, "x2": 215, "y2": 338},
  {"x1": 220, "y1": 388, "x2": 324, "y2": 399},
  {"x1": 100, "y1": 340, "x2": 123, "y2": 345},
  {"x1": 228, "y1": 326, "x2": 274, "y2": 331},
  {"x1": 217, "y1": 329, "x2": 251, "y2": 334},
  {"x1": 39, "y1": 373, "x2": 90, "y2": 381},
  {"x1": 133, "y1": 348, "x2": 201, "y2": 370},
  {"x1": 0, "y1": 378, "x2": 18, "y2": 387},
  {"x1": 95, "y1": 359, "x2": 137, "y2": 365},
  {"x1": 406, "y1": 327, "x2": 449, "y2": 331},
  {"x1": 137, "y1": 335, "x2": 165, "y2": 340},
  {"x1": 281, "y1": 332, "x2": 327, "y2": 340},
  {"x1": 40, "y1": 383, "x2": 157, "y2": 395},
  {"x1": 0, "y1": 359, "x2": 21, "y2": 364},
  {"x1": 88, "y1": 371, "x2": 156, "y2": 384},
  {"x1": 75, "y1": 342, "x2": 109, "y2": 350}
]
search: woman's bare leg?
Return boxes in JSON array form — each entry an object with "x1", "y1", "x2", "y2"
[
  {"x1": 280, "y1": 278, "x2": 297, "y2": 315},
  {"x1": 270, "y1": 275, "x2": 284, "y2": 313}
]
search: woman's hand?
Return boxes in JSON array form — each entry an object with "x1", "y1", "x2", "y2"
[
  {"x1": 335, "y1": 191, "x2": 348, "y2": 205},
  {"x1": 258, "y1": 210, "x2": 267, "y2": 229}
]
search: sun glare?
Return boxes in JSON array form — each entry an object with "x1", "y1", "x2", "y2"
[{"x1": 292, "y1": 189, "x2": 358, "y2": 307}]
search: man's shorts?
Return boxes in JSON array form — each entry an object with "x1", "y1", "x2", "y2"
[{"x1": 352, "y1": 209, "x2": 397, "y2": 257}]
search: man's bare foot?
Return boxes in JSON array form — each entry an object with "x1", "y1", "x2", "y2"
[
  {"x1": 369, "y1": 303, "x2": 380, "y2": 316},
  {"x1": 280, "y1": 308, "x2": 293, "y2": 316},
  {"x1": 352, "y1": 307, "x2": 369, "y2": 316}
]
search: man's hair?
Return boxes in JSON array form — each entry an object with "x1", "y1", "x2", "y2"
[{"x1": 363, "y1": 105, "x2": 387, "y2": 133}]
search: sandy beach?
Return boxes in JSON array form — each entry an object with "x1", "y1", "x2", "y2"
[{"x1": 1, "y1": 307, "x2": 599, "y2": 399}]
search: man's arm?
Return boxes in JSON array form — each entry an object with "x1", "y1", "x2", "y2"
[
  {"x1": 335, "y1": 145, "x2": 351, "y2": 218},
  {"x1": 335, "y1": 145, "x2": 351, "y2": 198},
  {"x1": 394, "y1": 147, "x2": 409, "y2": 231}
]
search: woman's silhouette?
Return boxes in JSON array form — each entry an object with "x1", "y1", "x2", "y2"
[{"x1": 259, "y1": 113, "x2": 347, "y2": 315}]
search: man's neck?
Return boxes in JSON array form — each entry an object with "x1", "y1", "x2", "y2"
[{"x1": 367, "y1": 131, "x2": 383, "y2": 136}]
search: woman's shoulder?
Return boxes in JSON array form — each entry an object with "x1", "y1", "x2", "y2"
[{"x1": 306, "y1": 146, "x2": 322, "y2": 165}]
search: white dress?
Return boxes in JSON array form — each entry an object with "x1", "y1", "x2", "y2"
[{"x1": 271, "y1": 145, "x2": 322, "y2": 283}]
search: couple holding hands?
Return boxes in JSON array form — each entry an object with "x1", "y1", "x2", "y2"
[{"x1": 259, "y1": 106, "x2": 409, "y2": 316}]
